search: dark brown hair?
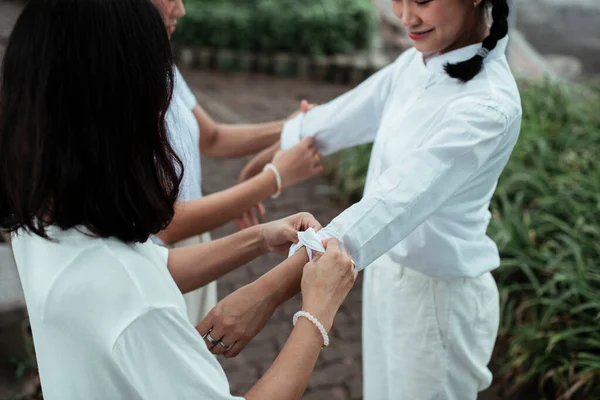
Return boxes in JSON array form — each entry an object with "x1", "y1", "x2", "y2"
[
  {"x1": 0, "y1": 0, "x2": 183, "y2": 242},
  {"x1": 444, "y1": 0, "x2": 510, "y2": 82}
]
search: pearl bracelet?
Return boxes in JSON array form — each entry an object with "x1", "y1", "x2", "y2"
[
  {"x1": 263, "y1": 163, "x2": 282, "y2": 199},
  {"x1": 293, "y1": 311, "x2": 329, "y2": 348}
]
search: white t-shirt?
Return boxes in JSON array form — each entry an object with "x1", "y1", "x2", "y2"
[
  {"x1": 167, "y1": 67, "x2": 202, "y2": 202},
  {"x1": 12, "y1": 227, "x2": 243, "y2": 400}
]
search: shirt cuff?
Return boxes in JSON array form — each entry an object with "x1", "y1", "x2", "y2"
[
  {"x1": 288, "y1": 228, "x2": 353, "y2": 264},
  {"x1": 280, "y1": 114, "x2": 304, "y2": 150}
]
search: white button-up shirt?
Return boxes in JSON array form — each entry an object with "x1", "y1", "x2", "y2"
[{"x1": 282, "y1": 38, "x2": 522, "y2": 278}]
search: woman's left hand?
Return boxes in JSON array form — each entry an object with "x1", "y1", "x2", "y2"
[{"x1": 259, "y1": 212, "x2": 322, "y2": 255}]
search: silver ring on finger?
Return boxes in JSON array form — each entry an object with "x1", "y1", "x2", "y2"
[
  {"x1": 218, "y1": 340, "x2": 233, "y2": 351},
  {"x1": 205, "y1": 331, "x2": 219, "y2": 345}
]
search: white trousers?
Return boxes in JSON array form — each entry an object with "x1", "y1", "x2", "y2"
[
  {"x1": 362, "y1": 254, "x2": 499, "y2": 400},
  {"x1": 172, "y1": 233, "x2": 218, "y2": 326}
]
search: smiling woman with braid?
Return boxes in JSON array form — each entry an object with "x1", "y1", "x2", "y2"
[{"x1": 206, "y1": 0, "x2": 521, "y2": 399}]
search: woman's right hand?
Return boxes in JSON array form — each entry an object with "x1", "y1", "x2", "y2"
[
  {"x1": 272, "y1": 137, "x2": 323, "y2": 189},
  {"x1": 300, "y1": 239, "x2": 358, "y2": 332}
]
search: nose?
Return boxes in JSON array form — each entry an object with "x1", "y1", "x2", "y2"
[
  {"x1": 399, "y1": 2, "x2": 419, "y2": 29},
  {"x1": 174, "y1": 0, "x2": 186, "y2": 18}
]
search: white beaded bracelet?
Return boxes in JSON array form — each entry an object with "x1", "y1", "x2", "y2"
[
  {"x1": 263, "y1": 163, "x2": 282, "y2": 199},
  {"x1": 293, "y1": 311, "x2": 329, "y2": 348}
]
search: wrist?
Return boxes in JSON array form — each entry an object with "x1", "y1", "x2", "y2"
[
  {"x1": 249, "y1": 275, "x2": 284, "y2": 312},
  {"x1": 251, "y1": 225, "x2": 269, "y2": 256},
  {"x1": 275, "y1": 119, "x2": 285, "y2": 132},
  {"x1": 293, "y1": 311, "x2": 330, "y2": 348},
  {"x1": 301, "y1": 302, "x2": 335, "y2": 333},
  {"x1": 262, "y1": 164, "x2": 282, "y2": 198}
]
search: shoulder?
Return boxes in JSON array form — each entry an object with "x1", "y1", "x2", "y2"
[
  {"x1": 41, "y1": 238, "x2": 172, "y2": 323},
  {"x1": 459, "y1": 58, "x2": 523, "y2": 126}
]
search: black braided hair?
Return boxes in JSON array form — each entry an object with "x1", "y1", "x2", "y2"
[{"x1": 444, "y1": 0, "x2": 510, "y2": 83}]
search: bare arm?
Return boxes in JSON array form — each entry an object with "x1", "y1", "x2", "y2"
[
  {"x1": 194, "y1": 104, "x2": 283, "y2": 159},
  {"x1": 167, "y1": 225, "x2": 264, "y2": 294},
  {"x1": 157, "y1": 171, "x2": 277, "y2": 246},
  {"x1": 197, "y1": 241, "x2": 355, "y2": 400},
  {"x1": 238, "y1": 141, "x2": 281, "y2": 185},
  {"x1": 197, "y1": 251, "x2": 307, "y2": 357},
  {"x1": 167, "y1": 213, "x2": 322, "y2": 295},
  {"x1": 244, "y1": 319, "x2": 323, "y2": 400},
  {"x1": 244, "y1": 241, "x2": 356, "y2": 400},
  {"x1": 157, "y1": 138, "x2": 321, "y2": 246}
]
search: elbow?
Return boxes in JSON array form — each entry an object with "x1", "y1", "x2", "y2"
[
  {"x1": 155, "y1": 228, "x2": 176, "y2": 247},
  {"x1": 200, "y1": 127, "x2": 224, "y2": 159}
]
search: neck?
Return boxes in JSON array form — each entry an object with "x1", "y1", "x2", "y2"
[{"x1": 439, "y1": 18, "x2": 489, "y2": 55}]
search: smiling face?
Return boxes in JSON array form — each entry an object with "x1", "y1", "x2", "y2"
[
  {"x1": 152, "y1": 0, "x2": 185, "y2": 38},
  {"x1": 392, "y1": 0, "x2": 486, "y2": 55}
]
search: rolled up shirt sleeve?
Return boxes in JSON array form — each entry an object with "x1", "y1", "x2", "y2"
[
  {"x1": 280, "y1": 61, "x2": 396, "y2": 155},
  {"x1": 303, "y1": 101, "x2": 510, "y2": 270}
]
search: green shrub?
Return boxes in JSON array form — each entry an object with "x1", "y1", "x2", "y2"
[
  {"x1": 325, "y1": 80, "x2": 600, "y2": 398},
  {"x1": 173, "y1": 0, "x2": 377, "y2": 56},
  {"x1": 489, "y1": 81, "x2": 600, "y2": 398}
]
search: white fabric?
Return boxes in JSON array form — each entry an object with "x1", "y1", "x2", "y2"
[
  {"x1": 165, "y1": 67, "x2": 219, "y2": 325},
  {"x1": 362, "y1": 255, "x2": 499, "y2": 400},
  {"x1": 174, "y1": 233, "x2": 218, "y2": 325},
  {"x1": 281, "y1": 37, "x2": 522, "y2": 278},
  {"x1": 289, "y1": 227, "x2": 326, "y2": 261},
  {"x1": 12, "y1": 227, "x2": 242, "y2": 400},
  {"x1": 167, "y1": 67, "x2": 202, "y2": 202}
]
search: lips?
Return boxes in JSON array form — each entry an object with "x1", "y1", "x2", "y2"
[{"x1": 408, "y1": 29, "x2": 434, "y2": 40}]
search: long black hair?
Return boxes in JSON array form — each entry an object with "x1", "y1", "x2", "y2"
[
  {"x1": 0, "y1": 0, "x2": 183, "y2": 243},
  {"x1": 444, "y1": 0, "x2": 510, "y2": 82}
]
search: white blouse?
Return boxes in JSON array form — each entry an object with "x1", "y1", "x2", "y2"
[
  {"x1": 167, "y1": 67, "x2": 202, "y2": 202},
  {"x1": 12, "y1": 228, "x2": 242, "y2": 400},
  {"x1": 282, "y1": 38, "x2": 522, "y2": 278}
]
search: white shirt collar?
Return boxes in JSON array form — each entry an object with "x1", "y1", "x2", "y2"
[{"x1": 422, "y1": 36, "x2": 509, "y2": 74}]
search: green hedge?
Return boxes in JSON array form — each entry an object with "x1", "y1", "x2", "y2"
[
  {"x1": 325, "y1": 80, "x2": 600, "y2": 398},
  {"x1": 172, "y1": 0, "x2": 377, "y2": 56}
]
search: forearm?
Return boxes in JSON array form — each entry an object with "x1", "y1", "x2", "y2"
[
  {"x1": 255, "y1": 250, "x2": 307, "y2": 306},
  {"x1": 244, "y1": 250, "x2": 318, "y2": 400},
  {"x1": 167, "y1": 225, "x2": 264, "y2": 294},
  {"x1": 245, "y1": 319, "x2": 323, "y2": 400},
  {"x1": 202, "y1": 121, "x2": 283, "y2": 159},
  {"x1": 157, "y1": 171, "x2": 277, "y2": 245},
  {"x1": 248, "y1": 141, "x2": 281, "y2": 171},
  {"x1": 239, "y1": 141, "x2": 281, "y2": 182}
]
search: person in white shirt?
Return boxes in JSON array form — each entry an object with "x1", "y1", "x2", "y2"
[
  {"x1": 151, "y1": 0, "x2": 322, "y2": 326},
  {"x1": 0, "y1": 1, "x2": 357, "y2": 399},
  {"x1": 201, "y1": 0, "x2": 522, "y2": 398}
]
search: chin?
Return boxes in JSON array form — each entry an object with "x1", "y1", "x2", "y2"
[
  {"x1": 413, "y1": 39, "x2": 446, "y2": 56},
  {"x1": 412, "y1": 42, "x2": 434, "y2": 54}
]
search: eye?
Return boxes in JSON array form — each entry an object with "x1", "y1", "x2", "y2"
[{"x1": 415, "y1": 0, "x2": 432, "y2": 5}]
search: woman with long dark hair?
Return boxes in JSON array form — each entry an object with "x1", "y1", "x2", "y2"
[{"x1": 0, "y1": 1, "x2": 356, "y2": 399}]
